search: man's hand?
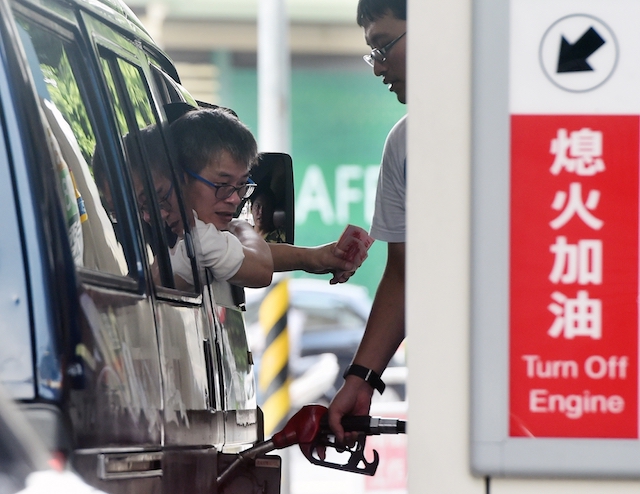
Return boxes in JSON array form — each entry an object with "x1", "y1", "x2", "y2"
[
  {"x1": 306, "y1": 242, "x2": 367, "y2": 284},
  {"x1": 268, "y1": 242, "x2": 364, "y2": 283},
  {"x1": 327, "y1": 376, "x2": 375, "y2": 444},
  {"x1": 305, "y1": 242, "x2": 354, "y2": 274},
  {"x1": 330, "y1": 243, "x2": 367, "y2": 284}
]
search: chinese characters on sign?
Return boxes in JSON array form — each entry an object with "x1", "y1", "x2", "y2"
[{"x1": 510, "y1": 116, "x2": 639, "y2": 438}]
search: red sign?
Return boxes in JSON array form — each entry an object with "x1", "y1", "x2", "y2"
[{"x1": 510, "y1": 115, "x2": 639, "y2": 438}]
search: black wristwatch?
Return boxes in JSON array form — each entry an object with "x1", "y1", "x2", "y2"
[{"x1": 343, "y1": 364, "x2": 386, "y2": 394}]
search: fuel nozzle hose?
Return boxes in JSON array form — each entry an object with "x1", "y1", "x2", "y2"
[{"x1": 216, "y1": 404, "x2": 407, "y2": 488}]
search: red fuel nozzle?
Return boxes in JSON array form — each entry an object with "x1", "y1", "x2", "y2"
[
  {"x1": 217, "y1": 405, "x2": 329, "y2": 488},
  {"x1": 217, "y1": 403, "x2": 405, "y2": 487},
  {"x1": 271, "y1": 404, "x2": 328, "y2": 449}
]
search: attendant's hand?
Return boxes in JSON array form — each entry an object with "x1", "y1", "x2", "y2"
[{"x1": 327, "y1": 376, "x2": 375, "y2": 445}]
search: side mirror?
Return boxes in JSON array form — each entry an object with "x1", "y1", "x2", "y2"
[{"x1": 246, "y1": 152, "x2": 295, "y2": 245}]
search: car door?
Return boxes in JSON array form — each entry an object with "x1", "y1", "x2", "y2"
[
  {"x1": 80, "y1": 0, "x2": 232, "y2": 460},
  {"x1": 5, "y1": 2, "x2": 164, "y2": 491},
  {"x1": 149, "y1": 58, "x2": 262, "y2": 450}
]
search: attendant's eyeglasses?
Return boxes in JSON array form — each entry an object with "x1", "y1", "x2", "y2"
[
  {"x1": 363, "y1": 32, "x2": 406, "y2": 67},
  {"x1": 186, "y1": 169, "x2": 256, "y2": 200}
]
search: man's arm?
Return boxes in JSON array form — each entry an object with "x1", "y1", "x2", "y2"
[
  {"x1": 268, "y1": 242, "x2": 357, "y2": 284},
  {"x1": 328, "y1": 241, "x2": 405, "y2": 442},
  {"x1": 228, "y1": 219, "x2": 274, "y2": 288}
]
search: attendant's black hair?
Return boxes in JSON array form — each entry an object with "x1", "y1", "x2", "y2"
[{"x1": 357, "y1": 0, "x2": 406, "y2": 26}]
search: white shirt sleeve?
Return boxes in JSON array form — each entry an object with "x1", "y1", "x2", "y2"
[
  {"x1": 171, "y1": 215, "x2": 245, "y2": 285},
  {"x1": 369, "y1": 115, "x2": 407, "y2": 243}
]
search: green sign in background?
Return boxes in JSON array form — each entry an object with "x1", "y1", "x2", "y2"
[{"x1": 220, "y1": 64, "x2": 406, "y2": 296}]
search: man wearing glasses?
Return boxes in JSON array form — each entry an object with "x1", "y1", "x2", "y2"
[
  {"x1": 170, "y1": 107, "x2": 359, "y2": 288},
  {"x1": 328, "y1": 0, "x2": 407, "y2": 442},
  {"x1": 169, "y1": 107, "x2": 274, "y2": 289}
]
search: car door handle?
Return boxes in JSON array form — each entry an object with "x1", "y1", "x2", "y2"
[{"x1": 98, "y1": 451, "x2": 162, "y2": 480}]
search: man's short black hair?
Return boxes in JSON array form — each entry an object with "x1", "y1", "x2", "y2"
[
  {"x1": 357, "y1": 0, "x2": 406, "y2": 27},
  {"x1": 169, "y1": 108, "x2": 258, "y2": 175}
]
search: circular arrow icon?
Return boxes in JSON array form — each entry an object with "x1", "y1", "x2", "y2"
[{"x1": 539, "y1": 14, "x2": 618, "y2": 92}]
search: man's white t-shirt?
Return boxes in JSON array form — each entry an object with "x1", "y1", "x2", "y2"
[
  {"x1": 370, "y1": 115, "x2": 407, "y2": 243},
  {"x1": 170, "y1": 213, "x2": 244, "y2": 285}
]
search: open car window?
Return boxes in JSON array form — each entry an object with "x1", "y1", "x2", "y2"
[{"x1": 99, "y1": 50, "x2": 198, "y2": 292}]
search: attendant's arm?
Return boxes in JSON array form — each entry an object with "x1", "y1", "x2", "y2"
[
  {"x1": 228, "y1": 219, "x2": 274, "y2": 288},
  {"x1": 327, "y1": 242, "x2": 405, "y2": 442},
  {"x1": 268, "y1": 242, "x2": 356, "y2": 283}
]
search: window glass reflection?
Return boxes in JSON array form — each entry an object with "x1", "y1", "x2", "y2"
[{"x1": 19, "y1": 18, "x2": 129, "y2": 277}]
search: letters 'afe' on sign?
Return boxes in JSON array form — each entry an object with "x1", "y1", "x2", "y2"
[{"x1": 471, "y1": 0, "x2": 640, "y2": 477}]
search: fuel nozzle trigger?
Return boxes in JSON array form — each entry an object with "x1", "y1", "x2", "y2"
[
  {"x1": 299, "y1": 431, "x2": 379, "y2": 476},
  {"x1": 272, "y1": 404, "x2": 380, "y2": 475}
]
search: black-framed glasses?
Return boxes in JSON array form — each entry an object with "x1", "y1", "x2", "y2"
[
  {"x1": 363, "y1": 32, "x2": 406, "y2": 67},
  {"x1": 157, "y1": 182, "x2": 174, "y2": 211},
  {"x1": 141, "y1": 182, "x2": 174, "y2": 215},
  {"x1": 185, "y1": 169, "x2": 256, "y2": 200}
]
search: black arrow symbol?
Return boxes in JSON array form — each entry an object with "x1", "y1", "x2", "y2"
[{"x1": 557, "y1": 27, "x2": 605, "y2": 73}]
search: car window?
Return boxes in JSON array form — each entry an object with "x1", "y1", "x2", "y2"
[
  {"x1": 16, "y1": 17, "x2": 130, "y2": 278},
  {"x1": 150, "y1": 65, "x2": 198, "y2": 107},
  {"x1": 150, "y1": 65, "x2": 182, "y2": 104},
  {"x1": 99, "y1": 51, "x2": 197, "y2": 291}
]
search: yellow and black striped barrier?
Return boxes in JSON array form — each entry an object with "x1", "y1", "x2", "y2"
[{"x1": 258, "y1": 277, "x2": 290, "y2": 436}]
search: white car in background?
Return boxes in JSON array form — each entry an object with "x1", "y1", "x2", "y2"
[{"x1": 244, "y1": 277, "x2": 406, "y2": 407}]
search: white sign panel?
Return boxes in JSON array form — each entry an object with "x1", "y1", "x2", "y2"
[
  {"x1": 471, "y1": 0, "x2": 640, "y2": 478},
  {"x1": 510, "y1": 0, "x2": 640, "y2": 114}
]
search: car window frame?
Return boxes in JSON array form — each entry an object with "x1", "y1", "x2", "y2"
[
  {"x1": 85, "y1": 22, "x2": 205, "y2": 302},
  {"x1": 12, "y1": 3, "x2": 153, "y2": 293}
]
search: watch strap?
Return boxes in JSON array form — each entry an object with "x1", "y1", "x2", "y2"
[{"x1": 343, "y1": 364, "x2": 386, "y2": 394}]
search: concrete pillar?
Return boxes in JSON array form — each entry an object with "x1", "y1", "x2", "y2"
[
  {"x1": 257, "y1": 0, "x2": 290, "y2": 153},
  {"x1": 407, "y1": 0, "x2": 481, "y2": 492}
]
